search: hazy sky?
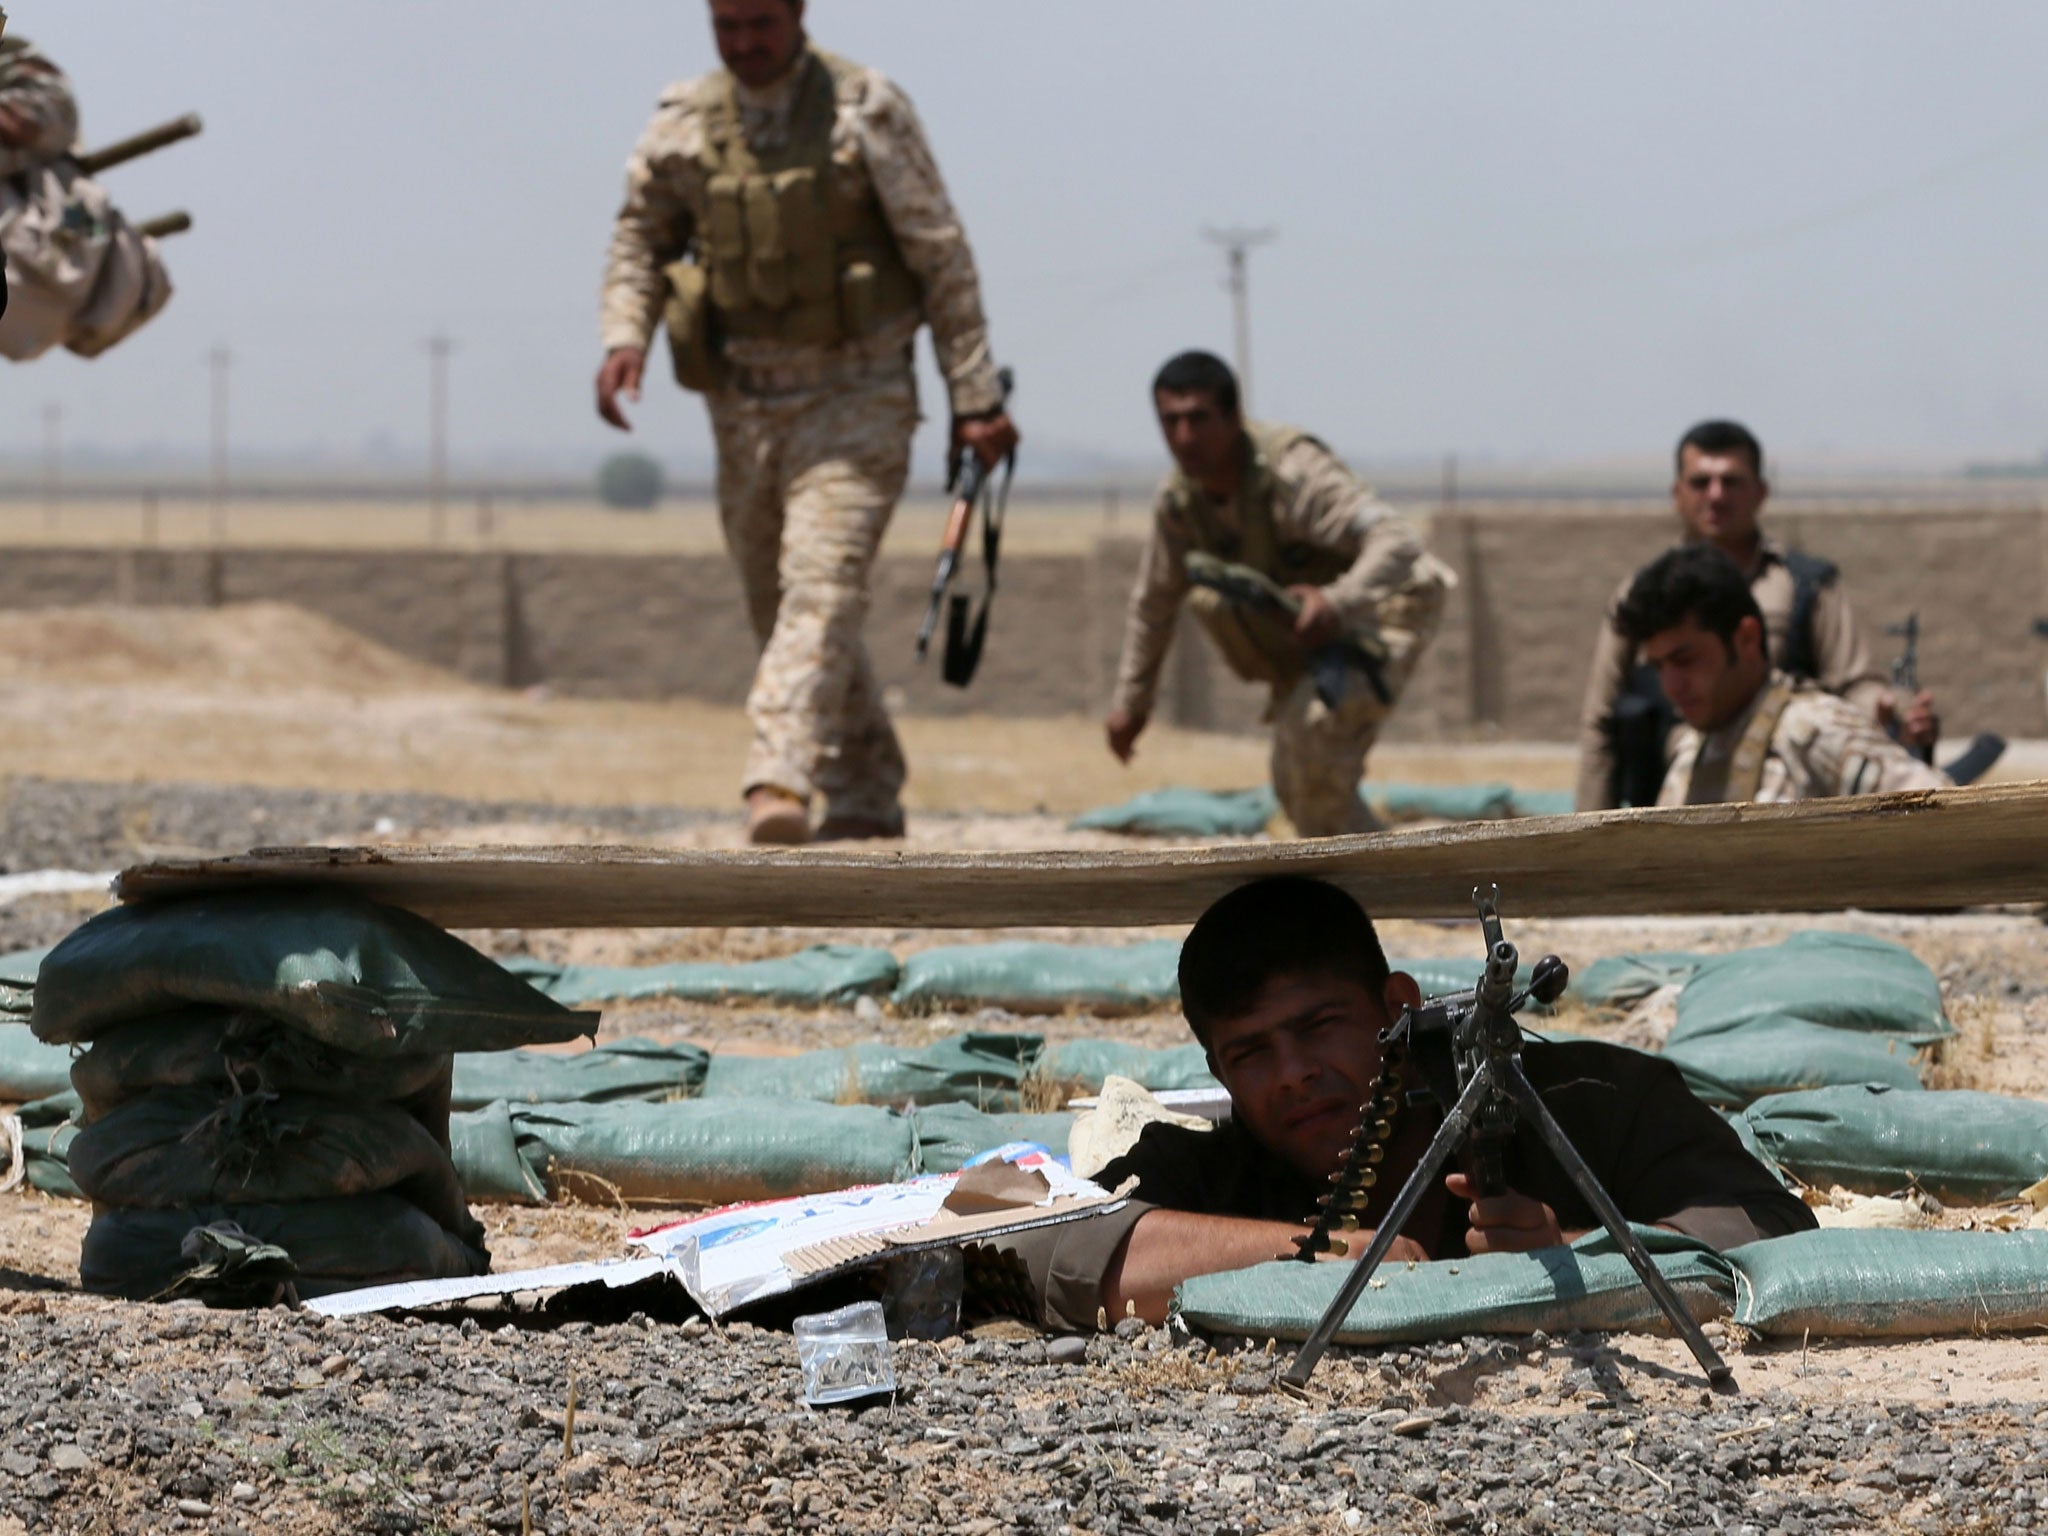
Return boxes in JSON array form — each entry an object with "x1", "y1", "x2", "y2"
[{"x1": 6, "y1": 1, "x2": 2048, "y2": 480}]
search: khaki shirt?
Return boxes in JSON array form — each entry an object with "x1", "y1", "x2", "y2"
[
  {"x1": 992, "y1": 1040, "x2": 1813, "y2": 1332},
  {"x1": 1659, "y1": 672, "x2": 1951, "y2": 806},
  {"x1": 0, "y1": 38, "x2": 79, "y2": 178},
  {"x1": 1112, "y1": 429, "x2": 1448, "y2": 719},
  {"x1": 599, "y1": 49, "x2": 1002, "y2": 416},
  {"x1": 1574, "y1": 538, "x2": 1890, "y2": 811}
]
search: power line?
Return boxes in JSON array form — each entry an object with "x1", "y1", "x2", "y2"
[{"x1": 1201, "y1": 225, "x2": 1277, "y2": 410}]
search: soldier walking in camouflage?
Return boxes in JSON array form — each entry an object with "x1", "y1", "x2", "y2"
[
  {"x1": 1613, "y1": 544, "x2": 1949, "y2": 806},
  {"x1": 1105, "y1": 352, "x2": 1453, "y2": 838},
  {"x1": 596, "y1": 0, "x2": 1017, "y2": 844}
]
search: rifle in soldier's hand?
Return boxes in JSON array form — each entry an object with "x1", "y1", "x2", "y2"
[
  {"x1": 1182, "y1": 550, "x2": 1393, "y2": 709},
  {"x1": 1885, "y1": 614, "x2": 1935, "y2": 766},
  {"x1": 916, "y1": 368, "x2": 1015, "y2": 688}
]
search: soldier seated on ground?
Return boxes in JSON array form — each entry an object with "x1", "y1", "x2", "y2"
[
  {"x1": 996, "y1": 877, "x2": 1812, "y2": 1330},
  {"x1": 1615, "y1": 543, "x2": 1953, "y2": 806},
  {"x1": 1103, "y1": 351, "x2": 1453, "y2": 839},
  {"x1": 1575, "y1": 419, "x2": 1936, "y2": 810}
]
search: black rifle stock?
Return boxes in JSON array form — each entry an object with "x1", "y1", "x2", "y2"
[{"x1": 915, "y1": 368, "x2": 1014, "y2": 685}]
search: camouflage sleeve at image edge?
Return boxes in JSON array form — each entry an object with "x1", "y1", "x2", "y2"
[{"x1": 0, "y1": 37, "x2": 80, "y2": 176}]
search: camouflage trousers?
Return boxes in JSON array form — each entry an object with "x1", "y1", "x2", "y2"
[
  {"x1": 1269, "y1": 593, "x2": 1445, "y2": 838},
  {"x1": 707, "y1": 368, "x2": 917, "y2": 822}
]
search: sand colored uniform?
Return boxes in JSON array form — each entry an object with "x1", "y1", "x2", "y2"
[
  {"x1": 1575, "y1": 538, "x2": 1888, "y2": 810},
  {"x1": 1112, "y1": 424, "x2": 1452, "y2": 837},
  {"x1": 600, "y1": 46, "x2": 1002, "y2": 823},
  {"x1": 990, "y1": 1040, "x2": 1813, "y2": 1332},
  {"x1": 1658, "y1": 671, "x2": 1950, "y2": 807},
  {"x1": 0, "y1": 37, "x2": 79, "y2": 177}
]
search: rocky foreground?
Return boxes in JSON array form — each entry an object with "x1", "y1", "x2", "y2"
[{"x1": 0, "y1": 1284, "x2": 2041, "y2": 1536}]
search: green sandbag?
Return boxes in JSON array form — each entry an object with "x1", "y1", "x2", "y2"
[
  {"x1": 1367, "y1": 781, "x2": 1517, "y2": 823},
  {"x1": 14, "y1": 1091, "x2": 82, "y2": 1199},
  {"x1": 1730, "y1": 1230, "x2": 2048, "y2": 1337},
  {"x1": 451, "y1": 1038, "x2": 708, "y2": 1111},
  {"x1": 500, "y1": 944, "x2": 899, "y2": 1007},
  {"x1": 1741, "y1": 1085, "x2": 2048, "y2": 1203},
  {"x1": 1671, "y1": 931, "x2": 1951, "y2": 1046},
  {"x1": 1175, "y1": 1227, "x2": 1734, "y2": 1343},
  {"x1": 508, "y1": 1097, "x2": 918, "y2": 1205},
  {"x1": 1068, "y1": 787, "x2": 1277, "y2": 839},
  {"x1": 70, "y1": 1007, "x2": 452, "y2": 1121},
  {"x1": 32, "y1": 889, "x2": 595, "y2": 1056},
  {"x1": 699, "y1": 1033, "x2": 1041, "y2": 1108},
  {"x1": 0, "y1": 1025, "x2": 77, "y2": 1102},
  {"x1": 1037, "y1": 1039, "x2": 1217, "y2": 1093},
  {"x1": 79, "y1": 1193, "x2": 490, "y2": 1301},
  {"x1": 894, "y1": 940, "x2": 1182, "y2": 1014},
  {"x1": 1574, "y1": 952, "x2": 1707, "y2": 1009},
  {"x1": 910, "y1": 1102, "x2": 1074, "y2": 1173},
  {"x1": 0, "y1": 946, "x2": 48, "y2": 1019},
  {"x1": 449, "y1": 1100, "x2": 549, "y2": 1204},
  {"x1": 1661, "y1": 1015, "x2": 1925, "y2": 1109},
  {"x1": 68, "y1": 1087, "x2": 480, "y2": 1241},
  {"x1": 1510, "y1": 790, "x2": 1577, "y2": 819}
]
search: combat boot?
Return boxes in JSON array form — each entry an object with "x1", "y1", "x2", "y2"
[
  {"x1": 814, "y1": 809, "x2": 906, "y2": 842},
  {"x1": 746, "y1": 786, "x2": 810, "y2": 845}
]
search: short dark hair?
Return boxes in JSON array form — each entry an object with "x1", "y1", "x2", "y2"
[
  {"x1": 1613, "y1": 543, "x2": 1765, "y2": 652},
  {"x1": 1152, "y1": 351, "x2": 1240, "y2": 418},
  {"x1": 1675, "y1": 419, "x2": 1765, "y2": 479},
  {"x1": 1179, "y1": 877, "x2": 1391, "y2": 1045}
]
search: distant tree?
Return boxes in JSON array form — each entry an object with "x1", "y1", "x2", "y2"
[{"x1": 598, "y1": 453, "x2": 665, "y2": 511}]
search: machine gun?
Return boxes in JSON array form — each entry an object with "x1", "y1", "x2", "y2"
[
  {"x1": 1182, "y1": 550, "x2": 1392, "y2": 710},
  {"x1": 915, "y1": 368, "x2": 1014, "y2": 687},
  {"x1": 1280, "y1": 886, "x2": 1734, "y2": 1395}
]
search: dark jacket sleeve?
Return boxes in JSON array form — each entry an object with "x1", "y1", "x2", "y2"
[{"x1": 1525, "y1": 1043, "x2": 1815, "y2": 1250}]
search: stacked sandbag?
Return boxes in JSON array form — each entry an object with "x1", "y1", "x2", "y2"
[{"x1": 30, "y1": 889, "x2": 595, "y2": 1303}]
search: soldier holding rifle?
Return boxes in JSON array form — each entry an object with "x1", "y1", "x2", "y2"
[
  {"x1": 1104, "y1": 352, "x2": 1452, "y2": 838},
  {"x1": 597, "y1": 0, "x2": 1018, "y2": 845}
]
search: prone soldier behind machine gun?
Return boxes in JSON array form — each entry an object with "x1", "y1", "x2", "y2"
[
  {"x1": 988, "y1": 877, "x2": 1812, "y2": 1331},
  {"x1": 1104, "y1": 351, "x2": 1453, "y2": 838}
]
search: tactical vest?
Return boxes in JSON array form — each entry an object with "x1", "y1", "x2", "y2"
[
  {"x1": 692, "y1": 49, "x2": 921, "y2": 347},
  {"x1": 1172, "y1": 423, "x2": 1355, "y2": 689}
]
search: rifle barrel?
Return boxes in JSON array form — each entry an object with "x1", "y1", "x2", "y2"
[
  {"x1": 76, "y1": 113, "x2": 204, "y2": 177},
  {"x1": 135, "y1": 211, "x2": 192, "y2": 240}
]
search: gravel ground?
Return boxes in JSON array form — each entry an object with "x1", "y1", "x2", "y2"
[{"x1": 0, "y1": 1292, "x2": 2040, "y2": 1536}]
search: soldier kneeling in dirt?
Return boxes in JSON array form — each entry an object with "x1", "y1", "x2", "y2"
[{"x1": 994, "y1": 877, "x2": 1812, "y2": 1329}]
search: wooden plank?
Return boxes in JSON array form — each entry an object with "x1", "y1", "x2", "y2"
[{"x1": 110, "y1": 782, "x2": 2048, "y2": 930}]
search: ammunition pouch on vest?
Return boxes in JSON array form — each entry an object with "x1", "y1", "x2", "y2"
[
  {"x1": 672, "y1": 49, "x2": 920, "y2": 380},
  {"x1": 660, "y1": 257, "x2": 724, "y2": 392},
  {"x1": 1176, "y1": 424, "x2": 1354, "y2": 690}
]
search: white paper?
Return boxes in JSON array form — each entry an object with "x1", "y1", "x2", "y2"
[
  {"x1": 305, "y1": 1255, "x2": 671, "y2": 1317},
  {"x1": 634, "y1": 1146, "x2": 1106, "y2": 1316}
]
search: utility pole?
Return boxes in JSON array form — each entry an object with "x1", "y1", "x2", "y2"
[
  {"x1": 425, "y1": 334, "x2": 456, "y2": 545},
  {"x1": 1201, "y1": 225, "x2": 1277, "y2": 410},
  {"x1": 41, "y1": 402, "x2": 61, "y2": 533},
  {"x1": 208, "y1": 346, "x2": 231, "y2": 545}
]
